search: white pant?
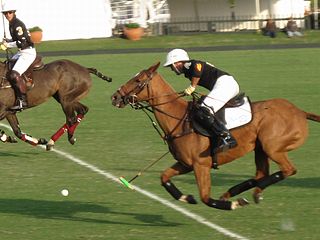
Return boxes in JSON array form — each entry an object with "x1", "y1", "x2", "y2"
[
  {"x1": 201, "y1": 75, "x2": 240, "y2": 114},
  {"x1": 12, "y1": 48, "x2": 37, "y2": 75}
]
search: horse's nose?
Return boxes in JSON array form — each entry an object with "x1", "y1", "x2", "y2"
[{"x1": 111, "y1": 93, "x2": 121, "y2": 107}]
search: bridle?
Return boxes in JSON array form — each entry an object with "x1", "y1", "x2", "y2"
[
  {"x1": 115, "y1": 70, "x2": 194, "y2": 141},
  {"x1": 116, "y1": 70, "x2": 184, "y2": 113},
  {"x1": 116, "y1": 70, "x2": 153, "y2": 107}
]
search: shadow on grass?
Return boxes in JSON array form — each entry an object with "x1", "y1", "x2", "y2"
[
  {"x1": 0, "y1": 198, "x2": 182, "y2": 227},
  {"x1": 172, "y1": 172, "x2": 320, "y2": 189},
  {"x1": 0, "y1": 151, "x2": 42, "y2": 158}
]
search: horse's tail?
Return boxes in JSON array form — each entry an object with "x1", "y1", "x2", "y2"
[
  {"x1": 87, "y1": 68, "x2": 112, "y2": 82},
  {"x1": 305, "y1": 112, "x2": 320, "y2": 122}
]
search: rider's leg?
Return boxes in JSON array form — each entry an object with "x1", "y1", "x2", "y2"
[
  {"x1": 199, "y1": 75, "x2": 240, "y2": 152},
  {"x1": 9, "y1": 48, "x2": 36, "y2": 111},
  {"x1": 194, "y1": 106, "x2": 237, "y2": 152},
  {"x1": 9, "y1": 70, "x2": 28, "y2": 110}
]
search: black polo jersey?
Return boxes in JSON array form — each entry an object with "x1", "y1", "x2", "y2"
[
  {"x1": 9, "y1": 16, "x2": 34, "y2": 49},
  {"x1": 182, "y1": 60, "x2": 230, "y2": 90}
]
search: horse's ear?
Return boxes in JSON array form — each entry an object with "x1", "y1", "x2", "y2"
[{"x1": 147, "y1": 62, "x2": 160, "y2": 74}]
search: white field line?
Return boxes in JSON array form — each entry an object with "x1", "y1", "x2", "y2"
[{"x1": 0, "y1": 123, "x2": 249, "y2": 240}]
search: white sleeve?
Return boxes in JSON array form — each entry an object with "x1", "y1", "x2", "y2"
[{"x1": 7, "y1": 41, "x2": 17, "y2": 48}]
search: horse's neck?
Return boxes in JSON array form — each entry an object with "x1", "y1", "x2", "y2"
[{"x1": 150, "y1": 74, "x2": 188, "y2": 134}]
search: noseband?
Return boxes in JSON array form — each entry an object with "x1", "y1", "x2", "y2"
[{"x1": 117, "y1": 71, "x2": 154, "y2": 107}]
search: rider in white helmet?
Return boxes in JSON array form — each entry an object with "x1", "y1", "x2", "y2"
[
  {"x1": 1, "y1": 2, "x2": 36, "y2": 111},
  {"x1": 164, "y1": 49, "x2": 239, "y2": 153}
]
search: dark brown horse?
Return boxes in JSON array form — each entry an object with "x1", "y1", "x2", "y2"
[
  {"x1": 111, "y1": 62, "x2": 320, "y2": 211},
  {"x1": 0, "y1": 58, "x2": 111, "y2": 150}
]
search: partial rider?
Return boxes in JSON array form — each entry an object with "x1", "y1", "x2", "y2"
[{"x1": 164, "y1": 49, "x2": 239, "y2": 153}]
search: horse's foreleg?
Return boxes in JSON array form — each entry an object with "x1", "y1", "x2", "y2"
[
  {"x1": 160, "y1": 162, "x2": 197, "y2": 204},
  {"x1": 6, "y1": 114, "x2": 45, "y2": 146},
  {"x1": 193, "y1": 162, "x2": 249, "y2": 210},
  {"x1": 0, "y1": 129, "x2": 18, "y2": 143}
]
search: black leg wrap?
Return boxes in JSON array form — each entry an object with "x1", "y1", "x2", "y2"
[
  {"x1": 207, "y1": 198, "x2": 232, "y2": 210},
  {"x1": 256, "y1": 171, "x2": 285, "y2": 190},
  {"x1": 228, "y1": 179, "x2": 257, "y2": 197},
  {"x1": 162, "y1": 180, "x2": 183, "y2": 200}
]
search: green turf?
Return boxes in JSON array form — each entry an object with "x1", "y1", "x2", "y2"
[
  {"x1": 35, "y1": 30, "x2": 320, "y2": 52},
  {"x1": 0, "y1": 46, "x2": 319, "y2": 240}
]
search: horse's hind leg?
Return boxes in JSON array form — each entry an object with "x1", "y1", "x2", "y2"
[
  {"x1": 160, "y1": 162, "x2": 197, "y2": 204},
  {"x1": 219, "y1": 140, "x2": 270, "y2": 203},
  {"x1": 253, "y1": 152, "x2": 296, "y2": 202},
  {"x1": 67, "y1": 102, "x2": 89, "y2": 145}
]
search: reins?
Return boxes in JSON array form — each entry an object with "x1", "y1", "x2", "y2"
[{"x1": 119, "y1": 71, "x2": 194, "y2": 142}]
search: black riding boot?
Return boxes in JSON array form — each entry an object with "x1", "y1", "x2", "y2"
[
  {"x1": 9, "y1": 71, "x2": 28, "y2": 111},
  {"x1": 195, "y1": 107, "x2": 237, "y2": 153}
]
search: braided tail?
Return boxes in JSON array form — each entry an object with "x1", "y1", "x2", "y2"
[
  {"x1": 87, "y1": 68, "x2": 112, "y2": 82},
  {"x1": 306, "y1": 112, "x2": 320, "y2": 122}
]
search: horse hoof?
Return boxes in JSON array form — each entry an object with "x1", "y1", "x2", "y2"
[
  {"x1": 46, "y1": 144, "x2": 54, "y2": 151},
  {"x1": 7, "y1": 136, "x2": 18, "y2": 143},
  {"x1": 185, "y1": 195, "x2": 197, "y2": 204},
  {"x1": 179, "y1": 195, "x2": 197, "y2": 204},
  {"x1": 38, "y1": 138, "x2": 48, "y2": 145},
  {"x1": 46, "y1": 139, "x2": 55, "y2": 151},
  {"x1": 68, "y1": 137, "x2": 76, "y2": 145},
  {"x1": 237, "y1": 198, "x2": 250, "y2": 207},
  {"x1": 253, "y1": 192, "x2": 263, "y2": 204}
]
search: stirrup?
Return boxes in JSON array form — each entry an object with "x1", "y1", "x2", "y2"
[
  {"x1": 10, "y1": 100, "x2": 27, "y2": 111},
  {"x1": 214, "y1": 137, "x2": 237, "y2": 153}
]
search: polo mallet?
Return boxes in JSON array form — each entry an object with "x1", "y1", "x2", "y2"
[
  {"x1": 1, "y1": 0, "x2": 9, "y2": 62},
  {"x1": 119, "y1": 151, "x2": 170, "y2": 190}
]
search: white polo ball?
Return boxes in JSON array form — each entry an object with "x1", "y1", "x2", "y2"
[{"x1": 61, "y1": 189, "x2": 69, "y2": 196}]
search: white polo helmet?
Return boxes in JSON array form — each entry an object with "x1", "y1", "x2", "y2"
[
  {"x1": 1, "y1": 2, "x2": 17, "y2": 13},
  {"x1": 163, "y1": 49, "x2": 190, "y2": 67}
]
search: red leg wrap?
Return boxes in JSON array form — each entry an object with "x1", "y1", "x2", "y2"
[
  {"x1": 51, "y1": 124, "x2": 68, "y2": 142},
  {"x1": 21, "y1": 134, "x2": 38, "y2": 146},
  {"x1": 67, "y1": 114, "x2": 84, "y2": 136}
]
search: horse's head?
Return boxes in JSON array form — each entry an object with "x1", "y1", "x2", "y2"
[{"x1": 111, "y1": 62, "x2": 160, "y2": 108}]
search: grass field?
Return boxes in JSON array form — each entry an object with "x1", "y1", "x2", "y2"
[{"x1": 0, "y1": 36, "x2": 319, "y2": 240}]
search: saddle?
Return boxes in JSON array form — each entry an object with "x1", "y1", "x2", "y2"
[
  {"x1": 6, "y1": 55, "x2": 44, "y2": 89},
  {"x1": 191, "y1": 92, "x2": 248, "y2": 137},
  {"x1": 189, "y1": 92, "x2": 252, "y2": 169}
]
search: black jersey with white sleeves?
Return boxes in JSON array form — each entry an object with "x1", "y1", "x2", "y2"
[{"x1": 9, "y1": 16, "x2": 34, "y2": 49}]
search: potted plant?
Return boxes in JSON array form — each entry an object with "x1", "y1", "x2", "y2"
[
  {"x1": 123, "y1": 23, "x2": 144, "y2": 41},
  {"x1": 28, "y1": 26, "x2": 43, "y2": 43}
]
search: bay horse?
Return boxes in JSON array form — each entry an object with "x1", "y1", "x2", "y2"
[
  {"x1": 111, "y1": 62, "x2": 320, "y2": 211},
  {"x1": 0, "y1": 58, "x2": 111, "y2": 150}
]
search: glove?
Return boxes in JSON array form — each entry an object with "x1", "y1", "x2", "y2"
[
  {"x1": 0, "y1": 41, "x2": 8, "y2": 51},
  {"x1": 184, "y1": 85, "x2": 195, "y2": 95}
]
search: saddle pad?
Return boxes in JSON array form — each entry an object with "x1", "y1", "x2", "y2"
[{"x1": 225, "y1": 96, "x2": 252, "y2": 130}]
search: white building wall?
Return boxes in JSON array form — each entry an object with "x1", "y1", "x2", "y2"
[
  {"x1": 168, "y1": 0, "x2": 305, "y2": 20},
  {"x1": 1, "y1": 0, "x2": 112, "y2": 41}
]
